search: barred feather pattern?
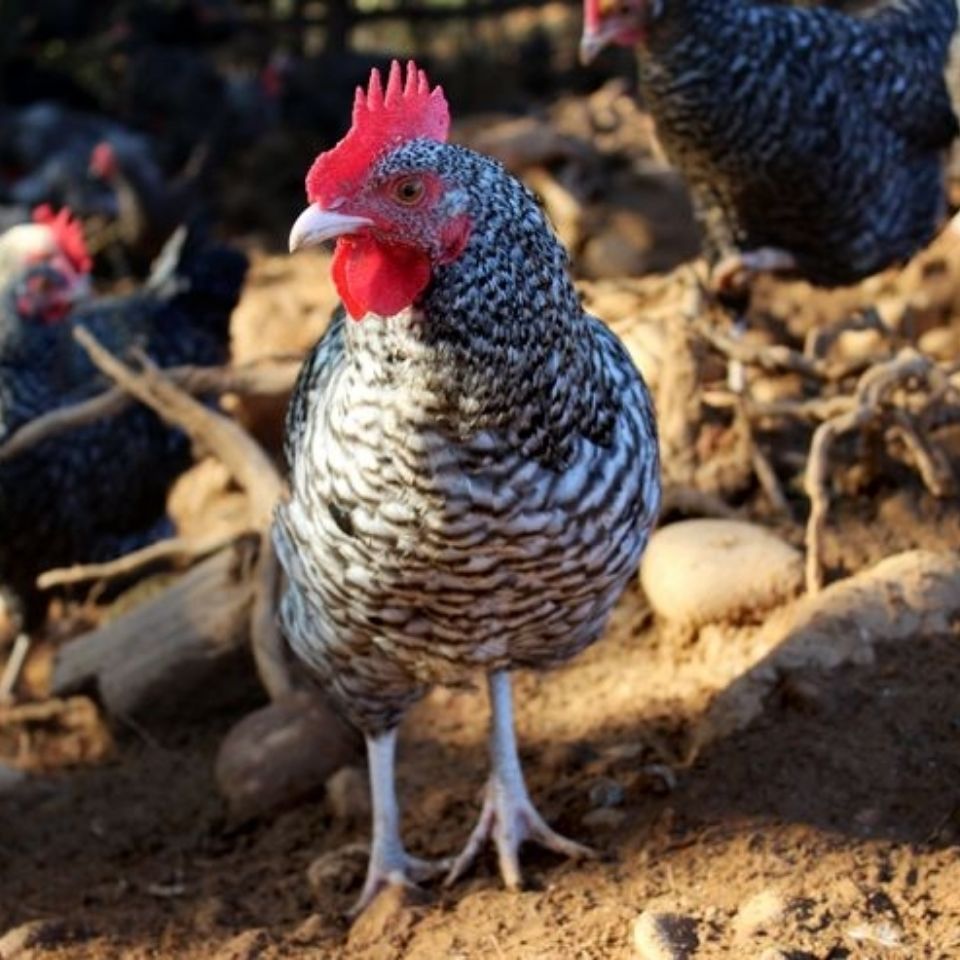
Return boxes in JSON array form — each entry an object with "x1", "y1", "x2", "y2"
[
  {"x1": 275, "y1": 141, "x2": 660, "y2": 733},
  {"x1": 640, "y1": 0, "x2": 960, "y2": 285}
]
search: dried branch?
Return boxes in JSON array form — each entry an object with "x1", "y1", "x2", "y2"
[
  {"x1": 250, "y1": 534, "x2": 293, "y2": 701},
  {"x1": 803, "y1": 308, "x2": 889, "y2": 361},
  {"x1": 803, "y1": 349, "x2": 953, "y2": 594},
  {"x1": 66, "y1": 327, "x2": 294, "y2": 700},
  {"x1": 659, "y1": 485, "x2": 743, "y2": 520},
  {"x1": 0, "y1": 357, "x2": 301, "y2": 464},
  {"x1": 886, "y1": 410, "x2": 956, "y2": 499},
  {"x1": 37, "y1": 528, "x2": 253, "y2": 590},
  {"x1": 74, "y1": 328, "x2": 284, "y2": 528},
  {"x1": 657, "y1": 274, "x2": 705, "y2": 486},
  {"x1": 691, "y1": 311, "x2": 826, "y2": 379}
]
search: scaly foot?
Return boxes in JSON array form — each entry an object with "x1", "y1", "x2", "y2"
[
  {"x1": 350, "y1": 847, "x2": 453, "y2": 917},
  {"x1": 445, "y1": 775, "x2": 597, "y2": 890}
]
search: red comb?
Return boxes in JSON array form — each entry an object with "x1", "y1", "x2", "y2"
[
  {"x1": 306, "y1": 60, "x2": 450, "y2": 206},
  {"x1": 31, "y1": 205, "x2": 93, "y2": 275}
]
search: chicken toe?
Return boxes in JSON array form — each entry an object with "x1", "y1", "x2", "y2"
[{"x1": 445, "y1": 671, "x2": 597, "y2": 890}]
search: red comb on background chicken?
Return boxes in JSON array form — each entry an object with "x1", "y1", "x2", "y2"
[
  {"x1": 276, "y1": 60, "x2": 660, "y2": 916},
  {"x1": 578, "y1": 0, "x2": 960, "y2": 293},
  {"x1": 0, "y1": 206, "x2": 92, "y2": 322}
]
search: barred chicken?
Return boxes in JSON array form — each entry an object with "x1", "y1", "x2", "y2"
[
  {"x1": 275, "y1": 61, "x2": 661, "y2": 914},
  {"x1": 580, "y1": 0, "x2": 960, "y2": 290},
  {"x1": 0, "y1": 216, "x2": 246, "y2": 620}
]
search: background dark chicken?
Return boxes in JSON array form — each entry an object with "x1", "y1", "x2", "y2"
[
  {"x1": 0, "y1": 225, "x2": 247, "y2": 620},
  {"x1": 581, "y1": 0, "x2": 960, "y2": 288}
]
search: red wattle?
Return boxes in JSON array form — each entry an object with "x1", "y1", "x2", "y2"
[{"x1": 332, "y1": 236, "x2": 432, "y2": 320}]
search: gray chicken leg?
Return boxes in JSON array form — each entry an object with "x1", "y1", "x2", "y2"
[
  {"x1": 446, "y1": 671, "x2": 597, "y2": 889},
  {"x1": 351, "y1": 728, "x2": 452, "y2": 916}
]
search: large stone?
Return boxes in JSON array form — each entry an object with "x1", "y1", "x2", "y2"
[
  {"x1": 640, "y1": 520, "x2": 803, "y2": 626},
  {"x1": 215, "y1": 691, "x2": 361, "y2": 822}
]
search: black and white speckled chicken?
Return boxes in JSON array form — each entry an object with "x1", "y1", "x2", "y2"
[
  {"x1": 0, "y1": 215, "x2": 247, "y2": 618},
  {"x1": 274, "y1": 61, "x2": 661, "y2": 914},
  {"x1": 580, "y1": 0, "x2": 960, "y2": 290}
]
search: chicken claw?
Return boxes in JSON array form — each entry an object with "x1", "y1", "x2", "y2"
[
  {"x1": 445, "y1": 774, "x2": 597, "y2": 890},
  {"x1": 445, "y1": 670, "x2": 598, "y2": 890},
  {"x1": 351, "y1": 728, "x2": 452, "y2": 917},
  {"x1": 350, "y1": 848, "x2": 452, "y2": 917}
]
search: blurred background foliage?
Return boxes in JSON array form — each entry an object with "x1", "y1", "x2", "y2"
[{"x1": 1, "y1": 0, "x2": 643, "y2": 249}]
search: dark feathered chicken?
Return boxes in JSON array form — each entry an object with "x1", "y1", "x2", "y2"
[
  {"x1": 275, "y1": 62, "x2": 661, "y2": 914},
  {"x1": 89, "y1": 137, "x2": 209, "y2": 271},
  {"x1": 581, "y1": 0, "x2": 960, "y2": 289},
  {"x1": 0, "y1": 219, "x2": 247, "y2": 617}
]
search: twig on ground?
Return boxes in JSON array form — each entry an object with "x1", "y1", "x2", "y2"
[
  {"x1": 64, "y1": 327, "x2": 293, "y2": 700},
  {"x1": 803, "y1": 349, "x2": 955, "y2": 593},
  {"x1": 73, "y1": 328, "x2": 284, "y2": 528},
  {"x1": 657, "y1": 271, "x2": 705, "y2": 486},
  {"x1": 658, "y1": 485, "x2": 742, "y2": 520},
  {"x1": 0, "y1": 357, "x2": 302, "y2": 464},
  {"x1": 250, "y1": 534, "x2": 293, "y2": 701},
  {"x1": 37, "y1": 528, "x2": 254, "y2": 590},
  {"x1": 0, "y1": 634, "x2": 31, "y2": 705},
  {"x1": 803, "y1": 307, "x2": 890, "y2": 360}
]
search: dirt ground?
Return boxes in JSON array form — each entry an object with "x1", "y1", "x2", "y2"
[
  {"x1": 3, "y1": 563, "x2": 960, "y2": 959},
  {"x1": 2, "y1": 86, "x2": 960, "y2": 959}
]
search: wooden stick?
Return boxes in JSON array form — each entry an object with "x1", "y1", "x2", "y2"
[
  {"x1": 66, "y1": 327, "x2": 294, "y2": 700},
  {"x1": 51, "y1": 546, "x2": 254, "y2": 717},
  {"x1": 803, "y1": 349, "x2": 951, "y2": 594},
  {"x1": 0, "y1": 357, "x2": 302, "y2": 464},
  {"x1": 249, "y1": 534, "x2": 293, "y2": 701},
  {"x1": 36, "y1": 528, "x2": 254, "y2": 590},
  {"x1": 0, "y1": 634, "x2": 31, "y2": 705},
  {"x1": 73, "y1": 327, "x2": 285, "y2": 529}
]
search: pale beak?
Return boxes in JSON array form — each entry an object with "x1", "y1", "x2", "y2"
[{"x1": 288, "y1": 205, "x2": 373, "y2": 253}]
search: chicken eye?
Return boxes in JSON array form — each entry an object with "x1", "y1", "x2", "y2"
[{"x1": 394, "y1": 177, "x2": 425, "y2": 206}]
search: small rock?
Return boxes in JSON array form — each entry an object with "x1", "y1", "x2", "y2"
[
  {"x1": 640, "y1": 520, "x2": 803, "y2": 626},
  {"x1": 734, "y1": 889, "x2": 787, "y2": 940},
  {"x1": 325, "y1": 766, "x2": 370, "y2": 824},
  {"x1": 306, "y1": 843, "x2": 370, "y2": 899},
  {"x1": 631, "y1": 911, "x2": 700, "y2": 960},
  {"x1": 581, "y1": 807, "x2": 627, "y2": 831},
  {"x1": 588, "y1": 777, "x2": 625, "y2": 808},
  {"x1": 215, "y1": 691, "x2": 361, "y2": 822},
  {"x1": 834, "y1": 327, "x2": 884, "y2": 362},
  {"x1": 846, "y1": 919, "x2": 903, "y2": 949}
]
